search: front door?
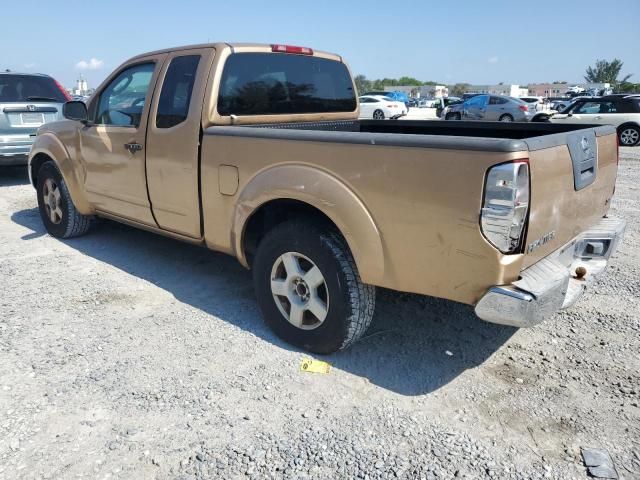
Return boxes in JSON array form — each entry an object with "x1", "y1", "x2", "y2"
[{"x1": 80, "y1": 55, "x2": 166, "y2": 225}]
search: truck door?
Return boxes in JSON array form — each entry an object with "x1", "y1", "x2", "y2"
[
  {"x1": 145, "y1": 47, "x2": 216, "y2": 238},
  {"x1": 80, "y1": 55, "x2": 166, "y2": 225}
]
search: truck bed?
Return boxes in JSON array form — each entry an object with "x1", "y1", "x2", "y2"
[
  {"x1": 225, "y1": 119, "x2": 615, "y2": 153},
  {"x1": 203, "y1": 119, "x2": 618, "y2": 304}
]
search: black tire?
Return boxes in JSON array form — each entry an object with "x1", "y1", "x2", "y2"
[
  {"x1": 446, "y1": 112, "x2": 461, "y2": 121},
  {"x1": 36, "y1": 161, "x2": 92, "y2": 239},
  {"x1": 252, "y1": 221, "x2": 375, "y2": 354},
  {"x1": 531, "y1": 114, "x2": 550, "y2": 123},
  {"x1": 499, "y1": 114, "x2": 514, "y2": 122},
  {"x1": 373, "y1": 109, "x2": 385, "y2": 120},
  {"x1": 618, "y1": 125, "x2": 640, "y2": 146}
]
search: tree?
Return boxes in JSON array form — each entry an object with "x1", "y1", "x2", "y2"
[
  {"x1": 552, "y1": 80, "x2": 568, "y2": 84},
  {"x1": 449, "y1": 83, "x2": 471, "y2": 97},
  {"x1": 618, "y1": 82, "x2": 640, "y2": 93},
  {"x1": 584, "y1": 59, "x2": 632, "y2": 85},
  {"x1": 353, "y1": 75, "x2": 371, "y2": 95},
  {"x1": 397, "y1": 76, "x2": 422, "y2": 86}
]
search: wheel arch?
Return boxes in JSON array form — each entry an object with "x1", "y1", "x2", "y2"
[
  {"x1": 29, "y1": 133, "x2": 93, "y2": 215},
  {"x1": 234, "y1": 165, "x2": 385, "y2": 285},
  {"x1": 617, "y1": 122, "x2": 640, "y2": 133}
]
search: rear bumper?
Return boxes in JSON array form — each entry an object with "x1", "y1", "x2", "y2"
[
  {"x1": 1, "y1": 135, "x2": 33, "y2": 165},
  {"x1": 475, "y1": 217, "x2": 626, "y2": 327}
]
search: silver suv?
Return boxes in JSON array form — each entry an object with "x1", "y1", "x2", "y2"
[{"x1": 0, "y1": 73, "x2": 69, "y2": 166}]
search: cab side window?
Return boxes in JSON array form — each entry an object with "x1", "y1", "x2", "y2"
[
  {"x1": 96, "y1": 63, "x2": 155, "y2": 127},
  {"x1": 156, "y1": 55, "x2": 201, "y2": 128}
]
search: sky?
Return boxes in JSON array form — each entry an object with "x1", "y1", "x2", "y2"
[{"x1": 3, "y1": 0, "x2": 639, "y2": 89}]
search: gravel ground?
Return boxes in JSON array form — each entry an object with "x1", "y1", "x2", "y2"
[{"x1": 1, "y1": 148, "x2": 639, "y2": 480}]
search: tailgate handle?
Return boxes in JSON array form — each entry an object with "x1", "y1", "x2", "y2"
[{"x1": 567, "y1": 132, "x2": 597, "y2": 191}]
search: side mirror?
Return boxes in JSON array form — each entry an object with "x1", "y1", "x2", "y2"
[{"x1": 63, "y1": 101, "x2": 88, "y2": 122}]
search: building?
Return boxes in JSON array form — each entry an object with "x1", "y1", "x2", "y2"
[
  {"x1": 465, "y1": 84, "x2": 528, "y2": 97},
  {"x1": 527, "y1": 83, "x2": 570, "y2": 97},
  {"x1": 69, "y1": 75, "x2": 93, "y2": 97}
]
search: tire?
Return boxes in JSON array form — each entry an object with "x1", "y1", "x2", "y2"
[
  {"x1": 373, "y1": 109, "x2": 385, "y2": 120},
  {"x1": 446, "y1": 112, "x2": 461, "y2": 121},
  {"x1": 499, "y1": 114, "x2": 514, "y2": 122},
  {"x1": 36, "y1": 161, "x2": 92, "y2": 239},
  {"x1": 252, "y1": 220, "x2": 375, "y2": 354},
  {"x1": 532, "y1": 114, "x2": 550, "y2": 123},
  {"x1": 618, "y1": 125, "x2": 640, "y2": 146}
]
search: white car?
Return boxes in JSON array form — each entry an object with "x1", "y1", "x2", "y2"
[
  {"x1": 358, "y1": 95, "x2": 407, "y2": 120},
  {"x1": 549, "y1": 95, "x2": 640, "y2": 146}
]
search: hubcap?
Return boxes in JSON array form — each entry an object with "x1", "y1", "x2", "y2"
[
  {"x1": 500, "y1": 116, "x2": 513, "y2": 122},
  {"x1": 42, "y1": 178, "x2": 63, "y2": 225},
  {"x1": 270, "y1": 252, "x2": 329, "y2": 330},
  {"x1": 621, "y1": 128, "x2": 639, "y2": 145}
]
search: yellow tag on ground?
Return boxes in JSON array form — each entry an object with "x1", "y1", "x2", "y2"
[{"x1": 300, "y1": 358, "x2": 331, "y2": 374}]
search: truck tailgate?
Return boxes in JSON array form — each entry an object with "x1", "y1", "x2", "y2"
[{"x1": 522, "y1": 128, "x2": 618, "y2": 269}]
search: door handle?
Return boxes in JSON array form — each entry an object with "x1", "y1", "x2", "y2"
[
  {"x1": 594, "y1": 116, "x2": 602, "y2": 120},
  {"x1": 124, "y1": 142, "x2": 143, "y2": 154}
]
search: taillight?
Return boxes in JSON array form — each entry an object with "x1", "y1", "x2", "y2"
[
  {"x1": 519, "y1": 105, "x2": 529, "y2": 112},
  {"x1": 54, "y1": 79, "x2": 72, "y2": 101},
  {"x1": 481, "y1": 161, "x2": 530, "y2": 253},
  {"x1": 271, "y1": 44, "x2": 313, "y2": 55}
]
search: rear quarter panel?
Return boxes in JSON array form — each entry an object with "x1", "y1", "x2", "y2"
[{"x1": 201, "y1": 133, "x2": 529, "y2": 305}]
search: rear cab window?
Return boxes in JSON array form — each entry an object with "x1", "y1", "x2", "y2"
[{"x1": 217, "y1": 53, "x2": 356, "y2": 116}]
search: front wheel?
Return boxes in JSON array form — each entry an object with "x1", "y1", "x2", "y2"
[
  {"x1": 36, "y1": 161, "x2": 92, "y2": 238},
  {"x1": 619, "y1": 125, "x2": 640, "y2": 146},
  {"x1": 373, "y1": 109, "x2": 385, "y2": 120},
  {"x1": 252, "y1": 221, "x2": 375, "y2": 354},
  {"x1": 446, "y1": 112, "x2": 461, "y2": 121}
]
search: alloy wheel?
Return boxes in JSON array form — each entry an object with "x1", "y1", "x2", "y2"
[
  {"x1": 270, "y1": 252, "x2": 329, "y2": 330},
  {"x1": 620, "y1": 128, "x2": 639, "y2": 146},
  {"x1": 42, "y1": 178, "x2": 63, "y2": 225}
]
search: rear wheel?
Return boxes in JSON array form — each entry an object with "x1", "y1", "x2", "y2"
[
  {"x1": 619, "y1": 125, "x2": 640, "y2": 146},
  {"x1": 373, "y1": 109, "x2": 385, "y2": 120},
  {"x1": 252, "y1": 221, "x2": 375, "y2": 354},
  {"x1": 499, "y1": 114, "x2": 514, "y2": 122},
  {"x1": 36, "y1": 162, "x2": 92, "y2": 239}
]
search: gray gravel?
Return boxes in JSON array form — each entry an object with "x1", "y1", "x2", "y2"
[{"x1": 1, "y1": 148, "x2": 639, "y2": 480}]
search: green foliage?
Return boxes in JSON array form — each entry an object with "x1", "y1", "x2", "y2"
[
  {"x1": 449, "y1": 83, "x2": 471, "y2": 96},
  {"x1": 618, "y1": 82, "x2": 640, "y2": 93},
  {"x1": 584, "y1": 59, "x2": 632, "y2": 85},
  {"x1": 353, "y1": 75, "x2": 371, "y2": 96},
  {"x1": 355, "y1": 75, "x2": 441, "y2": 91}
]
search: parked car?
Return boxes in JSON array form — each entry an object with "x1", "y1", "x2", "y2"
[
  {"x1": 550, "y1": 95, "x2": 640, "y2": 146},
  {"x1": 0, "y1": 72, "x2": 70, "y2": 166},
  {"x1": 28, "y1": 42, "x2": 625, "y2": 354},
  {"x1": 365, "y1": 90, "x2": 410, "y2": 108},
  {"x1": 358, "y1": 95, "x2": 407, "y2": 119},
  {"x1": 519, "y1": 96, "x2": 545, "y2": 111},
  {"x1": 444, "y1": 94, "x2": 533, "y2": 122},
  {"x1": 435, "y1": 97, "x2": 462, "y2": 118}
]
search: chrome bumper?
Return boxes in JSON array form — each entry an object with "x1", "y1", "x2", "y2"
[{"x1": 475, "y1": 217, "x2": 626, "y2": 328}]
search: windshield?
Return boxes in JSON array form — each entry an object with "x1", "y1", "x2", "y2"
[{"x1": 0, "y1": 74, "x2": 67, "y2": 102}]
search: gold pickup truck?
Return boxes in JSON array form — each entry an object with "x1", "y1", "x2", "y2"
[{"x1": 28, "y1": 43, "x2": 625, "y2": 353}]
